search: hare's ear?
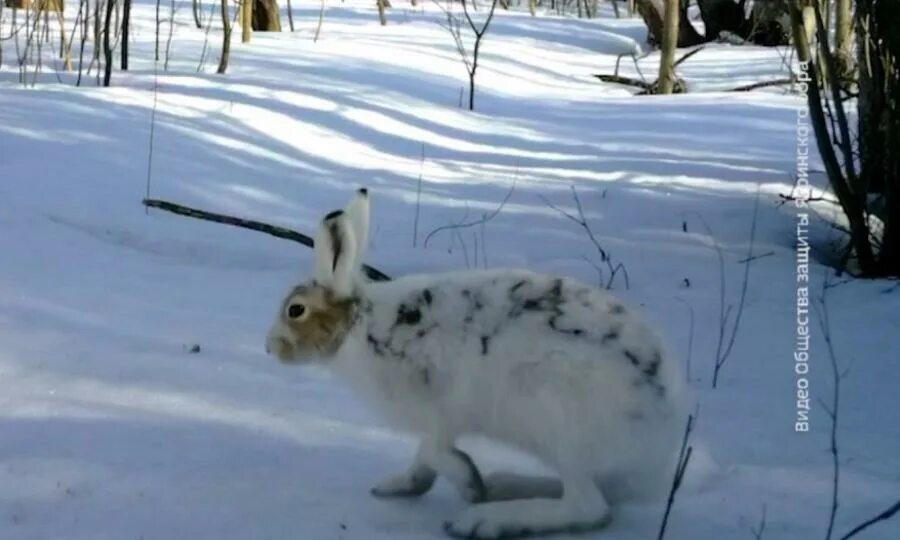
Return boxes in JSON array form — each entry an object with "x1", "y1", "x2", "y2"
[
  {"x1": 314, "y1": 210, "x2": 358, "y2": 298},
  {"x1": 343, "y1": 188, "x2": 370, "y2": 271}
]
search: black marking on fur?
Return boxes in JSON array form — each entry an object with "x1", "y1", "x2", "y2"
[
  {"x1": 628, "y1": 348, "x2": 665, "y2": 397},
  {"x1": 328, "y1": 220, "x2": 343, "y2": 272},
  {"x1": 450, "y1": 448, "x2": 486, "y2": 503},
  {"x1": 365, "y1": 288, "x2": 441, "y2": 370},
  {"x1": 418, "y1": 367, "x2": 431, "y2": 387},
  {"x1": 510, "y1": 280, "x2": 527, "y2": 293},
  {"x1": 643, "y1": 354, "x2": 660, "y2": 377},
  {"x1": 416, "y1": 323, "x2": 438, "y2": 339},
  {"x1": 623, "y1": 349, "x2": 641, "y2": 366},
  {"x1": 461, "y1": 288, "x2": 487, "y2": 328},
  {"x1": 396, "y1": 304, "x2": 422, "y2": 325},
  {"x1": 602, "y1": 329, "x2": 619, "y2": 344},
  {"x1": 367, "y1": 334, "x2": 387, "y2": 357},
  {"x1": 480, "y1": 336, "x2": 490, "y2": 355}
]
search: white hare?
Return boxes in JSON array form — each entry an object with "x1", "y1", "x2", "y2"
[{"x1": 266, "y1": 189, "x2": 689, "y2": 539}]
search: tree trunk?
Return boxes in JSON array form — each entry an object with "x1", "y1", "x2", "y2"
[
  {"x1": 102, "y1": 0, "x2": 114, "y2": 86},
  {"x1": 121, "y1": 0, "x2": 130, "y2": 69},
  {"x1": 789, "y1": 0, "x2": 880, "y2": 275},
  {"x1": 657, "y1": 0, "x2": 679, "y2": 94},
  {"x1": 376, "y1": 0, "x2": 387, "y2": 25},
  {"x1": 857, "y1": 0, "x2": 900, "y2": 274},
  {"x1": 634, "y1": 0, "x2": 704, "y2": 47},
  {"x1": 217, "y1": 0, "x2": 231, "y2": 73},
  {"x1": 834, "y1": 0, "x2": 852, "y2": 78},
  {"x1": 285, "y1": 0, "x2": 294, "y2": 31},
  {"x1": 251, "y1": 0, "x2": 280, "y2": 31},
  {"x1": 192, "y1": 0, "x2": 201, "y2": 27},
  {"x1": 241, "y1": 0, "x2": 251, "y2": 42}
]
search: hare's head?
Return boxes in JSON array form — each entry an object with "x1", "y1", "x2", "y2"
[{"x1": 266, "y1": 189, "x2": 370, "y2": 364}]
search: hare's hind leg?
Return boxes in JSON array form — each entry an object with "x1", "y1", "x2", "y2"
[
  {"x1": 483, "y1": 472, "x2": 562, "y2": 502},
  {"x1": 444, "y1": 475, "x2": 611, "y2": 539},
  {"x1": 372, "y1": 440, "x2": 486, "y2": 503}
]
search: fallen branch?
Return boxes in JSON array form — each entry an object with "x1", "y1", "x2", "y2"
[
  {"x1": 142, "y1": 198, "x2": 391, "y2": 282},
  {"x1": 839, "y1": 499, "x2": 900, "y2": 540},
  {"x1": 593, "y1": 73, "x2": 652, "y2": 90},
  {"x1": 674, "y1": 45, "x2": 705, "y2": 67},
  {"x1": 730, "y1": 78, "x2": 794, "y2": 92}
]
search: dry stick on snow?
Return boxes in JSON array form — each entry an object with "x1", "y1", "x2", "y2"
[
  {"x1": 815, "y1": 271, "x2": 843, "y2": 540},
  {"x1": 806, "y1": 271, "x2": 892, "y2": 540},
  {"x1": 423, "y1": 174, "x2": 516, "y2": 249},
  {"x1": 839, "y1": 500, "x2": 900, "y2": 540},
  {"x1": 412, "y1": 143, "x2": 425, "y2": 248},
  {"x1": 594, "y1": 46, "x2": 701, "y2": 94},
  {"x1": 674, "y1": 297, "x2": 695, "y2": 381},
  {"x1": 729, "y1": 78, "x2": 795, "y2": 92},
  {"x1": 695, "y1": 190, "x2": 759, "y2": 388},
  {"x1": 673, "y1": 45, "x2": 704, "y2": 67},
  {"x1": 313, "y1": 0, "x2": 325, "y2": 42},
  {"x1": 657, "y1": 413, "x2": 694, "y2": 540},
  {"x1": 751, "y1": 503, "x2": 767, "y2": 540},
  {"x1": 540, "y1": 186, "x2": 630, "y2": 290},
  {"x1": 142, "y1": 198, "x2": 392, "y2": 282},
  {"x1": 592, "y1": 73, "x2": 651, "y2": 90}
]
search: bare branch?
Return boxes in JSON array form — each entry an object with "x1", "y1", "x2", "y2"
[
  {"x1": 657, "y1": 413, "x2": 695, "y2": 540},
  {"x1": 142, "y1": 198, "x2": 391, "y2": 282},
  {"x1": 423, "y1": 174, "x2": 516, "y2": 248},
  {"x1": 540, "y1": 186, "x2": 630, "y2": 290},
  {"x1": 839, "y1": 499, "x2": 900, "y2": 540}
]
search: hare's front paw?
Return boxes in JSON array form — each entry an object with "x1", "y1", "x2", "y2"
[
  {"x1": 443, "y1": 498, "x2": 611, "y2": 539},
  {"x1": 371, "y1": 463, "x2": 436, "y2": 498}
]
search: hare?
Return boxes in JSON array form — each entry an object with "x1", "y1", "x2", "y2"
[{"x1": 266, "y1": 189, "x2": 689, "y2": 539}]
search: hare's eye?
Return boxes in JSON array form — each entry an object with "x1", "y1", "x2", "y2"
[{"x1": 287, "y1": 304, "x2": 306, "y2": 319}]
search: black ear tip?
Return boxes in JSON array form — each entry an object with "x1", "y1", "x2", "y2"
[
  {"x1": 357, "y1": 187, "x2": 368, "y2": 196},
  {"x1": 324, "y1": 209, "x2": 344, "y2": 221}
]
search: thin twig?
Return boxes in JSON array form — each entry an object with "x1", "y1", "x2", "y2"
[
  {"x1": 707, "y1": 190, "x2": 760, "y2": 387},
  {"x1": 413, "y1": 143, "x2": 425, "y2": 248},
  {"x1": 730, "y1": 78, "x2": 795, "y2": 92},
  {"x1": 751, "y1": 503, "x2": 767, "y2": 540},
  {"x1": 145, "y1": 55, "x2": 159, "y2": 214},
  {"x1": 658, "y1": 414, "x2": 695, "y2": 540},
  {"x1": 673, "y1": 45, "x2": 704, "y2": 67},
  {"x1": 541, "y1": 186, "x2": 630, "y2": 290},
  {"x1": 423, "y1": 172, "x2": 516, "y2": 248},
  {"x1": 592, "y1": 73, "x2": 652, "y2": 90},
  {"x1": 838, "y1": 500, "x2": 900, "y2": 540},
  {"x1": 142, "y1": 198, "x2": 391, "y2": 282},
  {"x1": 814, "y1": 271, "x2": 843, "y2": 540}
]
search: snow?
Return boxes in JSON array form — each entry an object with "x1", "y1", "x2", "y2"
[{"x1": 1, "y1": 2, "x2": 899, "y2": 539}]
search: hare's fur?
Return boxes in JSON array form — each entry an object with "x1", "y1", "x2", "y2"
[{"x1": 267, "y1": 190, "x2": 688, "y2": 539}]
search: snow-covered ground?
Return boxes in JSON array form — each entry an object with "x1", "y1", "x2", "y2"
[{"x1": 1, "y1": 2, "x2": 898, "y2": 539}]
